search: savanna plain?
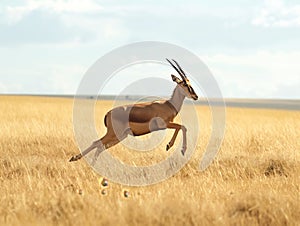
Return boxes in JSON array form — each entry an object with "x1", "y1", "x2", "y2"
[{"x1": 0, "y1": 96, "x2": 299, "y2": 226}]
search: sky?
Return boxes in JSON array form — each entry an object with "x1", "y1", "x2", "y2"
[{"x1": 0, "y1": 0, "x2": 299, "y2": 99}]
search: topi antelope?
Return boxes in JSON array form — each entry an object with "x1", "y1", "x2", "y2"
[{"x1": 69, "y1": 59, "x2": 198, "y2": 163}]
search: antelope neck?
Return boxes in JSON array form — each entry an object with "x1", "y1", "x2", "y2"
[{"x1": 168, "y1": 85, "x2": 186, "y2": 114}]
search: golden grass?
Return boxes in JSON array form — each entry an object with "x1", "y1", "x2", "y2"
[{"x1": 0, "y1": 95, "x2": 299, "y2": 226}]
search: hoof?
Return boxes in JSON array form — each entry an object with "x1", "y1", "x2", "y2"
[
  {"x1": 69, "y1": 154, "x2": 81, "y2": 162},
  {"x1": 69, "y1": 156, "x2": 76, "y2": 162},
  {"x1": 181, "y1": 149, "x2": 186, "y2": 156},
  {"x1": 166, "y1": 144, "x2": 170, "y2": 151}
]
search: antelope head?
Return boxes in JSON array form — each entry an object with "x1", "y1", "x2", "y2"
[{"x1": 166, "y1": 58, "x2": 198, "y2": 100}]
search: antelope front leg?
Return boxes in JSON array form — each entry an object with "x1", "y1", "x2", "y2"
[
  {"x1": 181, "y1": 125, "x2": 187, "y2": 155},
  {"x1": 166, "y1": 122, "x2": 187, "y2": 155},
  {"x1": 166, "y1": 128, "x2": 180, "y2": 151}
]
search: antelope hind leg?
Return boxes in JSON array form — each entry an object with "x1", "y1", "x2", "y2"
[
  {"x1": 69, "y1": 139, "x2": 102, "y2": 162},
  {"x1": 91, "y1": 131, "x2": 128, "y2": 165}
]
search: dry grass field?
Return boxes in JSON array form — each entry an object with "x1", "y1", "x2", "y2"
[{"x1": 0, "y1": 95, "x2": 299, "y2": 226}]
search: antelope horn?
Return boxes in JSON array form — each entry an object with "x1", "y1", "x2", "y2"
[
  {"x1": 172, "y1": 59, "x2": 187, "y2": 80},
  {"x1": 166, "y1": 58, "x2": 186, "y2": 82}
]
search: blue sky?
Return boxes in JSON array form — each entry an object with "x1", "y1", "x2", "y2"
[{"x1": 0, "y1": 0, "x2": 299, "y2": 99}]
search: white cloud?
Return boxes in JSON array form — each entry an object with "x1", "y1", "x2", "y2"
[
  {"x1": 60, "y1": 13, "x2": 128, "y2": 41},
  {"x1": 252, "y1": 0, "x2": 300, "y2": 27},
  {"x1": 0, "y1": 1, "x2": 128, "y2": 45},
  {"x1": 4, "y1": 0, "x2": 103, "y2": 24},
  {"x1": 202, "y1": 51, "x2": 300, "y2": 98}
]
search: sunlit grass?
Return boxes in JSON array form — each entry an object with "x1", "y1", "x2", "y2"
[{"x1": 0, "y1": 96, "x2": 299, "y2": 226}]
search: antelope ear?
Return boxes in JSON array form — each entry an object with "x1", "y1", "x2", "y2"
[{"x1": 171, "y1": 74, "x2": 182, "y2": 84}]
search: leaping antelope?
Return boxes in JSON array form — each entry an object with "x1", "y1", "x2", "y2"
[{"x1": 69, "y1": 59, "x2": 198, "y2": 163}]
